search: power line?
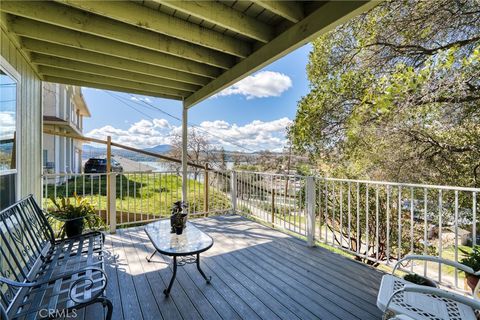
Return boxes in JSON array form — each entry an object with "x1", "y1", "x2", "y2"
[{"x1": 107, "y1": 91, "x2": 260, "y2": 153}]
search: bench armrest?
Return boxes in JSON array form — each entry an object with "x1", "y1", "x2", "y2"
[
  {"x1": 0, "y1": 267, "x2": 106, "y2": 288},
  {"x1": 393, "y1": 255, "x2": 475, "y2": 276},
  {"x1": 68, "y1": 270, "x2": 109, "y2": 304},
  {"x1": 0, "y1": 276, "x2": 34, "y2": 288}
]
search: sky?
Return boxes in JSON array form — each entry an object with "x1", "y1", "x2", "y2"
[{"x1": 82, "y1": 43, "x2": 312, "y2": 152}]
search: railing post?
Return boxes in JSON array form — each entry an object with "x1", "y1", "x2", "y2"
[
  {"x1": 109, "y1": 173, "x2": 117, "y2": 234},
  {"x1": 204, "y1": 163, "x2": 209, "y2": 216},
  {"x1": 306, "y1": 176, "x2": 316, "y2": 247},
  {"x1": 231, "y1": 171, "x2": 237, "y2": 213},
  {"x1": 106, "y1": 135, "x2": 113, "y2": 232},
  {"x1": 271, "y1": 175, "x2": 275, "y2": 225}
]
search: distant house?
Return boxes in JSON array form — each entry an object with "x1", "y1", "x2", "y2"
[{"x1": 42, "y1": 83, "x2": 90, "y2": 174}]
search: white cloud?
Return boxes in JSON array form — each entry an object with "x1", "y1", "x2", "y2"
[
  {"x1": 214, "y1": 71, "x2": 292, "y2": 99},
  {"x1": 85, "y1": 117, "x2": 292, "y2": 151},
  {"x1": 153, "y1": 119, "x2": 169, "y2": 128},
  {"x1": 0, "y1": 112, "x2": 15, "y2": 140}
]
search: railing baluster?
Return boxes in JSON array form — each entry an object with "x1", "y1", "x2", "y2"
[
  {"x1": 454, "y1": 190, "x2": 459, "y2": 288},
  {"x1": 366, "y1": 184, "x2": 369, "y2": 257},
  {"x1": 474, "y1": 192, "x2": 477, "y2": 246},
  {"x1": 98, "y1": 175, "x2": 101, "y2": 217},
  {"x1": 356, "y1": 182, "x2": 360, "y2": 255},
  {"x1": 340, "y1": 182, "x2": 343, "y2": 248},
  {"x1": 332, "y1": 182, "x2": 336, "y2": 245},
  {"x1": 375, "y1": 185, "x2": 379, "y2": 262},
  {"x1": 398, "y1": 186, "x2": 402, "y2": 261},
  {"x1": 438, "y1": 189, "x2": 443, "y2": 283},
  {"x1": 326, "y1": 181, "x2": 329, "y2": 243},
  {"x1": 386, "y1": 185, "x2": 390, "y2": 264},
  {"x1": 423, "y1": 187, "x2": 428, "y2": 277},
  {"x1": 348, "y1": 182, "x2": 351, "y2": 250},
  {"x1": 410, "y1": 187, "x2": 414, "y2": 272}
]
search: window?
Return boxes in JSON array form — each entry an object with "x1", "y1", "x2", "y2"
[{"x1": 0, "y1": 62, "x2": 19, "y2": 210}]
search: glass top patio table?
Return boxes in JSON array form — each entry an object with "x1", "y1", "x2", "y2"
[{"x1": 144, "y1": 219, "x2": 213, "y2": 256}]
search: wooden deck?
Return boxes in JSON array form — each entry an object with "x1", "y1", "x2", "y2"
[{"x1": 90, "y1": 215, "x2": 384, "y2": 320}]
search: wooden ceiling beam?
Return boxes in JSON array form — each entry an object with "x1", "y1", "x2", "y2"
[
  {"x1": 253, "y1": 1, "x2": 304, "y2": 23},
  {"x1": 0, "y1": 1, "x2": 234, "y2": 69},
  {"x1": 21, "y1": 38, "x2": 210, "y2": 86},
  {"x1": 185, "y1": 1, "x2": 378, "y2": 108},
  {"x1": 8, "y1": 16, "x2": 221, "y2": 78},
  {"x1": 155, "y1": 0, "x2": 274, "y2": 43},
  {"x1": 58, "y1": 0, "x2": 252, "y2": 58},
  {"x1": 32, "y1": 54, "x2": 200, "y2": 92},
  {"x1": 38, "y1": 65, "x2": 190, "y2": 99},
  {"x1": 42, "y1": 75, "x2": 183, "y2": 101}
]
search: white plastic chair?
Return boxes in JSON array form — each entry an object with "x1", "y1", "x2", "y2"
[{"x1": 377, "y1": 255, "x2": 480, "y2": 320}]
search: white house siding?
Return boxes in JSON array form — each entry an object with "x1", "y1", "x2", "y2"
[{"x1": 1, "y1": 26, "x2": 42, "y2": 202}]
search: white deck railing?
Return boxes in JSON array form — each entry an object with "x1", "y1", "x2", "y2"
[
  {"x1": 43, "y1": 170, "x2": 479, "y2": 290},
  {"x1": 42, "y1": 170, "x2": 232, "y2": 231},
  {"x1": 232, "y1": 172, "x2": 479, "y2": 290}
]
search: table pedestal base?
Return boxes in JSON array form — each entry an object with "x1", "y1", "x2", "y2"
[{"x1": 146, "y1": 252, "x2": 211, "y2": 296}]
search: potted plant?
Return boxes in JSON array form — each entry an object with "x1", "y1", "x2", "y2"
[
  {"x1": 460, "y1": 246, "x2": 480, "y2": 293},
  {"x1": 403, "y1": 273, "x2": 437, "y2": 287},
  {"x1": 49, "y1": 194, "x2": 104, "y2": 238}
]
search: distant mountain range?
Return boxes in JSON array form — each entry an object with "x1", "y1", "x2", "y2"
[
  {"x1": 82, "y1": 144, "x2": 307, "y2": 163},
  {"x1": 82, "y1": 144, "x2": 172, "y2": 161},
  {"x1": 143, "y1": 144, "x2": 172, "y2": 153}
]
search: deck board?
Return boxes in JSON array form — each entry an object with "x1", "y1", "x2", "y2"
[{"x1": 97, "y1": 215, "x2": 383, "y2": 320}]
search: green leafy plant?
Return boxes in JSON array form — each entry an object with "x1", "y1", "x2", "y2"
[
  {"x1": 49, "y1": 193, "x2": 105, "y2": 230},
  {"x1": 460, "y1": 246, "x2": 480, "y2": 274}
]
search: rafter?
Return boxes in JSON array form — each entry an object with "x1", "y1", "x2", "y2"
[
  {"x1": 254, "y1": 1, "x2": 304, "y2": 23},
  {"x1": 0, "y1": 1, "x2": 234, "y2": 69},
  {"x1": 8, "y1": 16, "x2": 221, "y2": 78},
  {"x1": 58, "y1": 0, "x2": 252, "y2": 58},
  {"x1": 21, "y1": 39, "x2": 210, "y2": 86},
  {"x1": 155, "y1": 0, "x2": 274, "y2": 43},
  {"x1": 38, "y1": 65, "x2": 190, "y2": 98},
  {"x1": 42, "y1": 75, "x2": 182, "y2": 101},
  {"x1": 185, "y1": 1, "x2": 377, "y2": 108},
  {"x1": 32, "y1": 54, "x2": 199, "y2": 92}
]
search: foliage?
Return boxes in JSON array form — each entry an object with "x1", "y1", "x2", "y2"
[
  {"x1": 460, "y1": 245, "x2": 480, "y2": 273},
  {"x1": 289, "y1": 0, "x2": 480, "y2": 187},
  {"x1": 49, "y1": 193, "x2": 104, "y2": 230},
  {"x1": 288, "y1": 0, "x2": 479, "y2": 264}
]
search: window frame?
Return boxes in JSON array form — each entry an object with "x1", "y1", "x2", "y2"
[{"x1": 0, "y1": 54, "x2": 22, "y2": 201}]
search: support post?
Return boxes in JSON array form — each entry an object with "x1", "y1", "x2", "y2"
[
  {"x1": 271, "y1": 181, "x2": 275, "y2": 225},
  {"x1": 306, "y1": 176, "x2": 316, "y2": 247},
  {"x1": 181, "y1": 104, "x2": 188, "y2": 205},
  {"x1": 204, "y1": 163, "x2": 209, "y2": 216},
  {"x1": 230, "y1": 171, "x2": 237, "y2": 213},
  {"x1": 109, "y1": 174, "x2": 117, "y2": 234},
  {"x1": 106, "y1": 136, "x2": 112, "y2": 231}
]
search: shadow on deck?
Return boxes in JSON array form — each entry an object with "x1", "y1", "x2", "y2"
[{"x1": 93, "y1": 215, "x2": 383, "y2": 320}]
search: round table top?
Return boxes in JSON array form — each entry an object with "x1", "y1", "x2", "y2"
[{"x1": 144, "y1": 219, "x2": 213, "y2": 256}]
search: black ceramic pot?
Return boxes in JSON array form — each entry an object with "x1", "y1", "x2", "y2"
[
  {"x1": 65, "y1": 218, "x2": 84, "y2": 238},
  {"x1": 175, "y1": 226, "x2": 184, "y2": 235}
]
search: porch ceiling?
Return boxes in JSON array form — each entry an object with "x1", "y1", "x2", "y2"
[{"x1": 0, "y1": 0, "x2": 377, "y2": 108}]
